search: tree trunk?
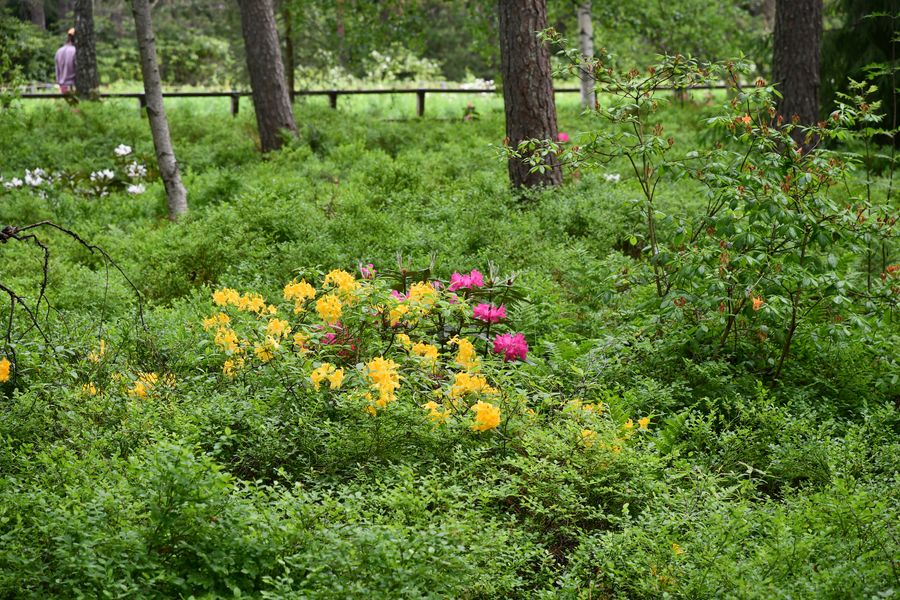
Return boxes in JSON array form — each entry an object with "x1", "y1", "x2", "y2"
[
  {"x1": 498, "y1": 0, "x2": 562, "y2": 188},
  {"x1": 281, "y1": 3, "x2": 295, "y2": 98},
  {"x1": 27, "y1": 0, "x2": 46, "y2": 29},
  {"x1": 74, "y1": 0, "x2": 99, "y2": 98},
  {"x1": 236, "y1": 0, "x2": 298, "y2": 153},
  {"x1": 773, "y1": 0, "x2": 822, "y2": 148},
  {"x1": 336, "y1": 0, "x2": 346, "y2": 67},
  {"x1": 131, "y1": 0, "x2": 188, "y2": 220},
  {"x1": 577, "y1": 1, "x2": 595, "y2": 109}
]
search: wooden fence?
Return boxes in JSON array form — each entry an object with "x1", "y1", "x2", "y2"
[{"x1": 17, "y1": 85, "x2": 728, "y2": 117}]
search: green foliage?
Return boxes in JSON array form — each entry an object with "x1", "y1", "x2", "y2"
[{"x1": 0, "y1": 93, "x2": 897, "y2": 598}]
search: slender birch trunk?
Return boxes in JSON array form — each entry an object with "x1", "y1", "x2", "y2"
[
  {"x1": 577, "y1": 1, "x2": 595, "y2": 109},
  {"x1": 131, "y1": 0, "x2": 188, "y2": 220}
]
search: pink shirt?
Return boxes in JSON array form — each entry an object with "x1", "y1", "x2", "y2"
[{"x1": 55, "y1": 43, "x2": 76, "y2": 86}]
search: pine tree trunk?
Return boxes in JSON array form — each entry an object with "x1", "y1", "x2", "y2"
[
  {"x1": 74, "y1": 0, "x2": 99, "y2": 98},
  {"x1": 498, "y1": 0, "x2": 562, "y2": 188},
  {"x1": 773, "y1": 0, "x2": 822, "y2": 148},
  {"x1": 131, "y1": 0, "x2": 188, "y2": 220},
  {"x1": 236, "y1": 0, "x2": 298, "y2": 153},
  {"x1": 281, "y1": 3, "x2": 295, "y2": 98},
  {"x1": 27, "y1": 0, "x2": 46, "y2": 29},
  {"x1": 577, "y1": 1, "x2": 595, "y2": 109}
]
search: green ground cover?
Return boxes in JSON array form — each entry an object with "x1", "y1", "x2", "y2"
[{"x1": 0, "y1": 94, "x2": 897, "y2": 598}]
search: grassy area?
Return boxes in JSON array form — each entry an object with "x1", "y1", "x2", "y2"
[{"x1": 0, "y1": 95, "x2": 897, "y2": 598}]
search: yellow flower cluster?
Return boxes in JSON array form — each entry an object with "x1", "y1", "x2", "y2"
[
  {"x1": 623, "y1": 417, "x2": 651, "y2": 431},
  {"x1": 0, "y1": 357, "x2": 9, "y2": 382},
  {"x1": 202, "y1": 313, "x2": 231, "y2": 330},
  {"x1": 406, "y1": 282, "x2": 437, "y2": 307},
  {"x1": 422, "y1": 400, "x2": 451, "y2": 424},
  {"x1": 254, "y1": 337, "x2": 280, "y2": 362},
  {"x1": 581, "y1": 428, "x2": 598, "y2": 447},
  {"x1": 214, "y1": 327, "x2": 241, "y2": 354},
  {"x1": 87, "y1": 339, "x2": 106, "y2": 363},
  {"x1": 316, "y1": 294, "x2": 342, "y2": 324},
  {"x1": 129, "y1": 372, "x2": 164, "y2": 399},
  {"x1": 470, "y1": 400, "x2": 501, "y2": 431},
  {"x1": 82, "y1": 382, "x2": 98, "y2": 396},
  {"x1": 450, "y1": 372, "x2": 496, "y2": 399},
  {"x1": 367, "y1": 356, "x2": 400, "y2": 408},
  {"x1": 411, "y1": 342, "x2": 438, "y2": 366},
  {"x1": 222, "y1": 357, "x2": 244, "y2": 377},
  {"x1": 310, "y1": 362, "x2": 344, "y2": 390},
  {"x1": 324, "y1": 269, "x2": 359, "y2": 297},
  {"x1": 284, "y1": 279, "x2": 316, "y2": 313},
  {"x1": 451, "y1": 337, "x2": 479, "y2": 370},
  {"x1": 266, "y1": 318, "x2": 291, "y2": 339},
  {"x1": 213, "y1": 287, "x2": 276, "y2": 316}
]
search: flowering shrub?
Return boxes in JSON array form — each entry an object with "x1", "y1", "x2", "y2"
[
  {"x1": 202, "y1": 265, "x2": 531, "y2": 433},
  {"x1": 0, "y1": 143, "x2": 153, "y2": 199}
]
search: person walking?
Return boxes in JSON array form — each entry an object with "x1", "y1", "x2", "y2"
[{"x1": 55, "y1": 28, "x2": 77, "y2": 94}]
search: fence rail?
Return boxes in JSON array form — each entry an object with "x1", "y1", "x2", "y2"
[{"x1": 17, "y1": 84, "x2": 730, "y2": 117}]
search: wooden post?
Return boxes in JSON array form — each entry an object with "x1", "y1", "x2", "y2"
[
  {"x1": 138, "y1": 93, "x2": 147, "y2": 113},
  {"x1": 230, "y1": 93, "x2": 240, "y2": 117},
  {"x1": 416, "y1": 90, "x2": 426, "y2": 117},
  {"x1": 328, "y1": 91, "x2": 338, "y2": 109}
]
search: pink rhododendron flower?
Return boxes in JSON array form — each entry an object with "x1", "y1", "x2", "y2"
[
  {"x1": 493, "y1": 332, "x2": 528, "y2": 362},
  {"x1": 359, "y1": 263, "x2": 376, "y2": 279},
  {"x1": 449, "y1": 269, "x2": 485, "y2": 291},
  {"x1": 391, "y1": 290, "x2": 409, "y2": 301},
  {"x1": 558, "y1": 132, "x2": 570, "y2": 143},
  {"x1": 473, "y1": 303, "x2": 507, "y2": 323}
]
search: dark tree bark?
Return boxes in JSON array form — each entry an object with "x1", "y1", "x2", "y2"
[
  {"x1": 27, "y1": 0, "x2": 46, "y2": 29},
  {"x1": 236, "y1": 0, "x2": 298, "y2": 153},
  {"x1": 498, "y1": 0, "x2": 562, "y2": 187},
  {"x1": 773, "y1": 0, "x2": 822, "y2": 147},
  {"x1": 74, "y1": 0, "x2": 99, "y2": 98},
  {"x1": 131, "y1": 0, "x2": 189, "y2": 219},
  {"x1": 281, "y1": 2, "x2": 295, "y2": 97}
]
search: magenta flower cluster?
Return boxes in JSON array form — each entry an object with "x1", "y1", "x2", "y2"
[
  {"x1": 473, "y1": 303, "x2": 507, "y2": 324},
  {"x1": 493, "y1": 332, "x2": 528, "y2": 362},
  {"x1": 449, "y1": 269, "x2": 485, "y2": 291}
]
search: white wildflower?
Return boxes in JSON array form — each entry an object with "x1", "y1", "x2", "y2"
[
  {"x1": 90, "y1": 169, "x2": 115, "y2": 182},
  {"x1": 114, "y1": 144, "x2": 133, "y2": 157},
  {"x1": 604, "y1": 173, "x2": 621, "y2": 183},
  {"x1": 127, "y1": 184, "x2": 145, "y2": 195},
  {"x1": 24, "y1": 168, "x2": 47, "y2": 187},
  {"x1": 126, "y1": 161, "x2": 147, "y2": 179},
  {"x1": 3, "y1": 177, "x2": 23, "y2": 189}
]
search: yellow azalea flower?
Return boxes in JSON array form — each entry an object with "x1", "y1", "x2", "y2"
[
  {"x1": 0, "y1": 357, "x2": 11, "y2": 382},
  {"x1": 316, "y1": 294, "x2": 342, "y2": 323},
  {"x1": 638, "y1": 416, "x2": 650, "y2": 430},
  {"x1": 240, "y1": 294, "x2": 267, "y2": 315},
  {"x1": 367, "y1": 356, "x2": 401, "y2": 406},
  {"x1": 752, "y1": 295, "x2": 764, "y2": 311},
  {"x1": 412, "y1": 342, "x2": 438, "y2": 366},
  {"x1": 672, "y1": 542, "x2": 684, "y2": 555},
  {"x1": 450, "y1": 372, "x2": 496, "y2": 399},
  {"x1": 202, "y1": 313, "x2": 230, "y2": 330},
  {"x1": 310, "y1": 363, "x2": 333, "y2": 390},
  {"x1": 214, "y1": 328, "x2": 240, "y2": 354},
  {"x1": 324, "y1": 269, "x2": 359, "y2": 297},
  {"x1": 212, "y1": 287, "x2": 241, "y2": 307},
  {"x1": 422, "y1": 400, "x2": 451, "y2": 424},
  {"x1": 284, "y1": 279, "x2": 316, "y2": 302},
  {"x1": 470, "y1": 401, "x2": 501, "y2": 432},
  {"x1": 222, "y1": 358, "x2": 244, "y2": 377},
  {"x1": 581, "y1": 429, "x2": 598, "y2": 447},
  {"x1": 129, "y1": 372, "x2": 159, "y2": 399},
  {"x1": 451, "y1": 337, "x2": 479, "y2": 370},
  {"x1": 327, "y1": 367, "x2": 344, "y2": 390},
  {"x1": 389, "y1": 303, "x2": 409, "y2": 326},
  {"x1": 292, "y1": 332, "x2": 308, "y2": 351},
  {"x1": 87, "y1": 339, "x2": 106, "y2": 363},
  {"x1": 624, "y1": 419, "x2": 634, "y2": 430},
  {"x1": 254, "y1": 337, "x2": 280, "y2": 362},
  {"x1": 81, "y1": 382, "x2": 97, "y2": 396},
  {"x1": 395, "y1": 333, "x2": 412, "y2": 348},
  {"x1": 266, "y1": 318, "x2": 291, "y2": 338},
  {"x1": 407, "y1": 281, "x2": 437, "y2": 308}
]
